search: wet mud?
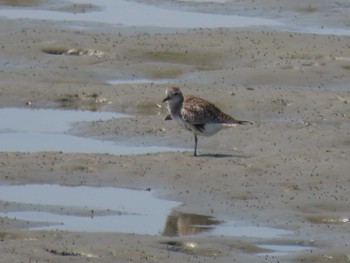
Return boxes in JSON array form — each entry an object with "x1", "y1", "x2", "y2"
[{"x1": 0, "y1": 0, "x2": 350, "y2": 262}]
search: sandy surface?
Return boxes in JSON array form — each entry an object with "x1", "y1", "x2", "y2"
[{"x1": 0, "y1": 1, "x2": 350, "y2": 262}]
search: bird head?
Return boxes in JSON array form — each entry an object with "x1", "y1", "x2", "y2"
[{"x1": 162, "y1": 87, "x2": 183, "y2": 104}]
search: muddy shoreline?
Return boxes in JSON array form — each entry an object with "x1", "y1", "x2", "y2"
[{"x1": 1, "y1": 1, "x2": 350, "y2": 262}]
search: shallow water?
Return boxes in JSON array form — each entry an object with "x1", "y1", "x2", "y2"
[
  {"x1": 0, "y1": 0, "x2": 282, "y2": 28},
  {"x1": 0, "y1": 184, "x2": 314, "y2": 255},
  {"x1": 0, "y1": 0, "x2": 349, "y2": 35},
  {"x1": 106, "y1": 78, "x2": 175, "y2": 85},
  {"x1": 0, "y1": 107, "x2": 121, "y2": 133},
  {"x1": 0, "y1": 108, "x2": 183, "y2": 154},
  {"x1": 257, "y1": 244, "x2": 314, "y2": 257},
  {"x1": 163, "y1": 211, "x2": 292, "y2": 238},
  {"x1": 0, "y1": 184, "x2": 180, "y2": 235}
]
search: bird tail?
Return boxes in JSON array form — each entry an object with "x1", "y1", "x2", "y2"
[{"x1": 236, "y1": 119, "x2": 252, "y2": 125}]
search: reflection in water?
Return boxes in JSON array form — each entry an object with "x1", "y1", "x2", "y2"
[
  {"x1": 163, "y1": 211, "x2": 222, "y2": 236},
  {"x1": 163, "y1": 212, "x2": 315, "y2": 256}
]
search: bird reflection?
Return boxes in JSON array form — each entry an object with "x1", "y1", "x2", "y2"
[{"x1": 163, "y1": 211, "x2": 222, "y2": 237}]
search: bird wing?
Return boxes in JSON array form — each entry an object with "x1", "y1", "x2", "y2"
[{"x1": 181, "y1": 96, "x2": 239, "y2": 124}]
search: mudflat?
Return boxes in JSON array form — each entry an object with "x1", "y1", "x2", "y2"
[{"x1": 0, "y1": 1, "x2": 349, "y2": 262}]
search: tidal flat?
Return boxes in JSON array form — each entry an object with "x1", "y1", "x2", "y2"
[{"x1": 0, "y1": 0, "x2": 349, "y2": 262}]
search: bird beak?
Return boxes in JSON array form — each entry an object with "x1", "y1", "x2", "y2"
[
  {"x1": 162, "y1": 96, "x2": 170, "y2": 103},
  {"x1": 164, "y1": 114, "x2": 172, "y2": 121}
]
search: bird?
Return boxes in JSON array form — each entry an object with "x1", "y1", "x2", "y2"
[{"x1": 162, "y1": 87, "x2": 251, "y2": 156}]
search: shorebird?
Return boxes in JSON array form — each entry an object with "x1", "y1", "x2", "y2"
[{"x1": 162, "y1": 87, "x2": 251, "y2": 156}]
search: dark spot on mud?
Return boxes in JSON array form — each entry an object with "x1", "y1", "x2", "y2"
[
  {"x1": 46, "y1": 248, "x2": 81, "y2": 257},
  {"x1": 41, "y1": 47, "x2": 104, "y2": 57}
]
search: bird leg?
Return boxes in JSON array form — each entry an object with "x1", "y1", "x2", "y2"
[{"x1": 194, "y1": 134, "x2": 198, "y2": 156}]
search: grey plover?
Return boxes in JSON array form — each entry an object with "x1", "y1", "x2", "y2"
[{"x1": 162, "y1": 87, "x2": 251, "y2": 156}]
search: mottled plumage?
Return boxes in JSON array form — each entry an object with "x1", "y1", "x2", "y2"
[
  {"x1": 162, "y1": 87, "x2": 251, "y2": 156},
  {"x1": 182, "y1": 95, "x2": 244, "y2": 125}
]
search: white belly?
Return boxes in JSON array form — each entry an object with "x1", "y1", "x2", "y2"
[
  {"x1": 199, "y1": 123, "x2": 224, "y2": 136},
  {"x1": 175, "y1": 119, "x2": 223, "y2": 137},
  {"x1": 172, "y1": 114, "x2": 236, "y2": 137}
]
